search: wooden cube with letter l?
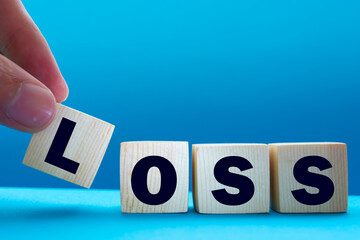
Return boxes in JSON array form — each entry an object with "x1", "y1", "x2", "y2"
[
  {"x1": 192, "y1": 144, "x2": 270, "y2": 214},
  {"x1": 23, "y1": 104, "x2": 115, "y2": 188},
  {"x1": 269, "y1": 142, "x2": 348, "y2": 213},
  {"x1": 120, "y1": 141, "x2": 189, "y2": 213}
]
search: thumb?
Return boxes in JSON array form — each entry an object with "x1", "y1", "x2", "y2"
[{"x1": 0, "y1": 54, "x2": 56, "y2": 132}]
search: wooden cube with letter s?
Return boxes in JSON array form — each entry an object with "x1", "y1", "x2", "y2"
[
  {"x1": 23, "y1": 104, "x2": 115, "y2": 188},
  {"x1": 269, "y1": 142, "x2": 348, "y2": 213},
  {"x1": 192, "y1": 144, "x2": 270, "y2": 214},
  {"x1": 120, "y1": 141, "x2": 189, "y2": 213}
]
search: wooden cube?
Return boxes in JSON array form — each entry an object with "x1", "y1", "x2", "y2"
[
  {"x1": 192, "y1": 144, "x2": 269, "y2": 214},
  {"x1": 120, "y1": 141, "x2": 189, "y2": 213},
  {"x1": 269, "y1": 142, "x2": 348, "y2": 213},
  {"x1": 23, "y1": 104, "x2": 115, "y2": 188}
]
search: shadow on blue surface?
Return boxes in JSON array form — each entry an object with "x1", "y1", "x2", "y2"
[{"x1": 1, "y1": 188, "x2": 359, "y2": 239}]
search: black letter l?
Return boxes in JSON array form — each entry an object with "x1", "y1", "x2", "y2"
[{"x1": 44, "y1": 118, "x2": 80, "y2": 174}]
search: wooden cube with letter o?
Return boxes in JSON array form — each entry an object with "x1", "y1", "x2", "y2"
[
  {"x1": 192, "y1": 144, "x2": 270, "y2": 214},
  {"x1": 120, "y1": 141, "x2": 189, "y2": 213},
  {"x1": 269, "y1": 142, "x2": 348, "y2": 213}
]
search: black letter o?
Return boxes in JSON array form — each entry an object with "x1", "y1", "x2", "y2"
[{"x1": 131, "y1": 156, "x2": 177, "y2": 205}]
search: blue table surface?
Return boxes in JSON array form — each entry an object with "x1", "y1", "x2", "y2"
[{"x1": 0, "y1": 188, "x2": 359, "y2": 240}]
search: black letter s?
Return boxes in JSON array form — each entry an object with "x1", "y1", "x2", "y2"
[
  {"x1": 212, "y1": 156, "x2": 255, "y2": 206},
  {"x1": 291, "y1": 156, "x2": 334, "y2": 205}
]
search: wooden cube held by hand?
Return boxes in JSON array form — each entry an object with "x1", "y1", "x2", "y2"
[{"x1": 23, "y1": 104, "x2": 115, "y2": 188}]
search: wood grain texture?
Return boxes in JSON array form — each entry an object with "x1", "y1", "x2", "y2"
[
  {"x1": 120, "y1": 141, "x2": 189, "y2": 213},
  {"x1": 23, "y1": 104, "x2": 115, "y2": 188},
  {"x1": 269, "y1": 142, "x2": 348, "y2": 213},
  {"x1": 192, "y1": 144, "x2": 270, "y2": 214}
]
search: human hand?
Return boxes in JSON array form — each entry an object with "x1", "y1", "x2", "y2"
[{"x1": 0, "y1": 0, "x2": 68, "y2": 132}]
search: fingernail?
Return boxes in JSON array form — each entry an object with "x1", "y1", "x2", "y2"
[
  {"x1": 60, "y1": 78, "x2": 69, "y2": 102},
  {"x1": 7, "y1": 83, "x2": 56, "y2": 129}
]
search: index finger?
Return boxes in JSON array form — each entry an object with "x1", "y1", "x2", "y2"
[{"x1": 0, "y1": 0, "x2": 68, "y2": 102}]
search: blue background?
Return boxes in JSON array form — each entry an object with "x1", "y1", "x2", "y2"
[{"x1": 0, "y1": 0, "x2": 359, "y2": 194}]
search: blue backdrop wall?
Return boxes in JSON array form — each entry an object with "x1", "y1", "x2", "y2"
[{"x1": 0, "y1": 0, "x2": 359, "y2": 194}]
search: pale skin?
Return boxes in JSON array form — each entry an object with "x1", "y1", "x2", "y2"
[{"x1": 0, "y1": 0, "x2": 68, "y2": 132}]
